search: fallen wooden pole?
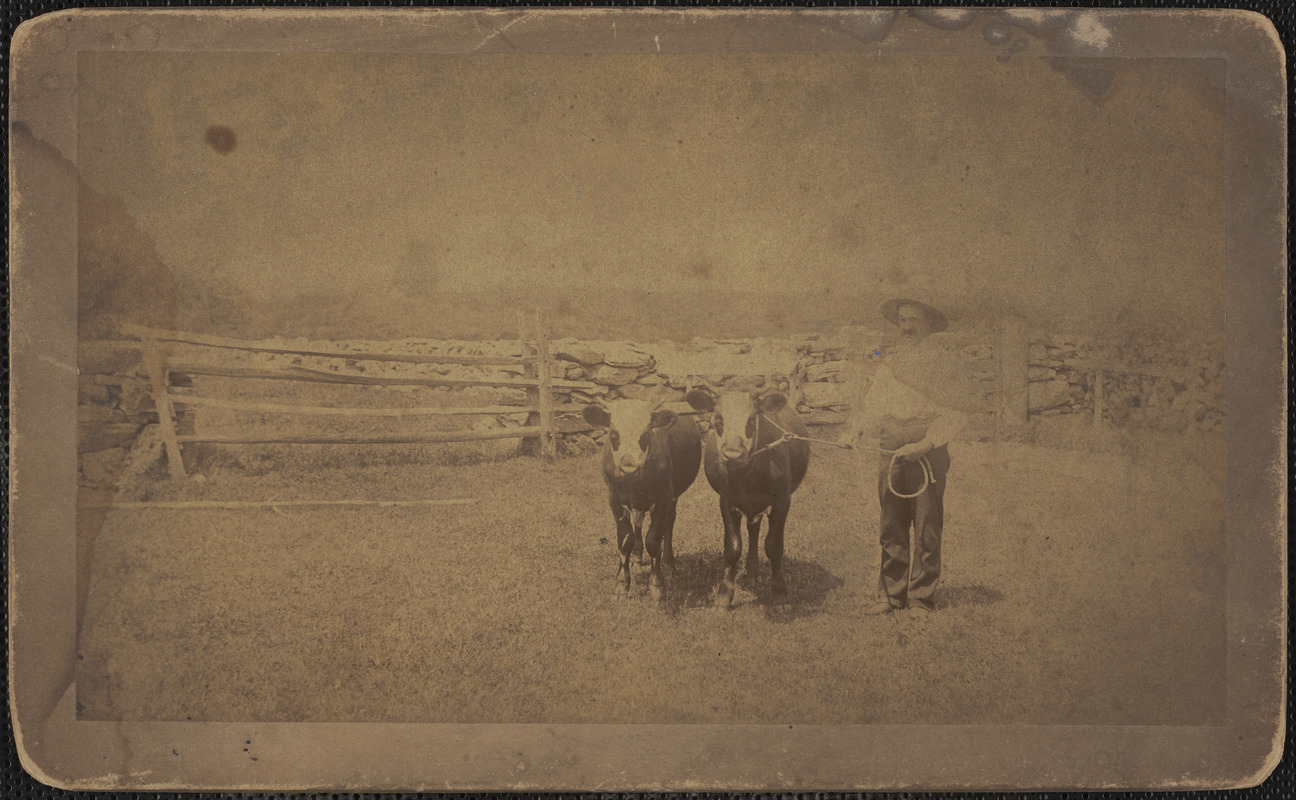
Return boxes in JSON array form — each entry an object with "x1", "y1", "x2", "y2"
[{"x1": 81, "y1": 498, "x2": 479, "y2": 510}]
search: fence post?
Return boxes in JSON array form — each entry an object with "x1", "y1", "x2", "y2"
[
  {"x1": 519, "y1": 314, "x2": 541, "y2": 456},
  {"x1": 143, "y1": 338, "x2": 187, "y2": 479},
  {"x1": 1093, "y1": 368, "x2": 1105, "y2": 425},
  {"x1": 535, "y1": 310, "x2": 556, "y2": 459}
]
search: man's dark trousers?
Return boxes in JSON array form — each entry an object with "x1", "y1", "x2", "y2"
[{"x1": 876, "y1": 444, "x2": 950, "y2": 611}]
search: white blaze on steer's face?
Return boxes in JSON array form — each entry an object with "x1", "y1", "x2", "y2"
[
  {"x1": 715, "y1": 392, "x2": 759, "y2": 463},
  {"x1": 684, "y1": 388, "x2": 791, "y2": 465},
  {"x1": 575, "y1": 398, "x2": 672, "y2": 478},
  {"x1": 606, "y1": 400, "x2": 655, "y2": 476},
  {"x1": 583, "y1": 400, "x2": 680, "y2": 477}
]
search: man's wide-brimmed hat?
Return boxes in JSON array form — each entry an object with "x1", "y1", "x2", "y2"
[{"x1": 881, "y1": 298, "x2": 949, "y2": 332}]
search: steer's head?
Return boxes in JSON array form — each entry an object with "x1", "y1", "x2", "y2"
[
  {"x1": 582, "y1": 400, "x2": 679, "y2": 477},
  {"x1": 685, "y1": 388, "x2": 788, "y2": 464}
]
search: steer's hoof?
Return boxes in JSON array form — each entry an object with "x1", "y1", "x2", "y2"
[
  {"x1": 714, "y1": 584, "x2": 736, "y2": 611},
  {"x1": 649, "y1": 582, "x2": 665, "y2": 603},
  {"x1": 770, "y1": 586, "x2": 790, "y2": 608}
]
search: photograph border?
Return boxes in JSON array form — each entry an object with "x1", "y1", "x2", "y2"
[{"x1": 8, "y1": 5, "x2": 1287, "y2": 791}]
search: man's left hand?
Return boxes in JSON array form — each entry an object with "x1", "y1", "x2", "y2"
[{"x1": 894, "y1": 440, "x2": 934, "y2": 461}]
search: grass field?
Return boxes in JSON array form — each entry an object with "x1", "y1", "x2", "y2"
[{"x1": 77, "y1": 433, "x2": 1225, "y2": 725}]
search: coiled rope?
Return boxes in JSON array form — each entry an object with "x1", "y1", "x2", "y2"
[{"x1": 884, "y1": 452, "x2": 934, "y2": 499}]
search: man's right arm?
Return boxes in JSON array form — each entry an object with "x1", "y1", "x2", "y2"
[{"x1": 839, "y1": 365, "x2": 883, "y2": 447}]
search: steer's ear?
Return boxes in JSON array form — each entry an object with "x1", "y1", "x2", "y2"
[
  {"x1": 757, "y1": 391, "x2": 788, "y2": 415},
  {"x1": 649, "y1": 409, "x2": 678, "y2": 430},
  {"x1": 684, "y1": 389, "x2": 715, "y2": 413},
  {"x1": 582, "y1": 404, "x2": 612, "y2": 428}
]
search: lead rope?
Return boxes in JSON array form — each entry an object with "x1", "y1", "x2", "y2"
[
  {"x1": 747, "y1": 414, "x2": 933, "y2": 498},
  {"x1": 747, "y1": 414, "x2": 852, "y2": 457}
]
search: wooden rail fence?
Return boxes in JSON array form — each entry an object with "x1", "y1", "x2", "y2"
[
  {"x1": 82, "y1": 321, "x2": 1215, "y2": 481},
  {"x1": 104, "y1": 315, "x2": 579, "y2": 479}
]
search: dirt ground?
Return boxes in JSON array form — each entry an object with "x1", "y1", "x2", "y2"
[{"x1": 77, "y1": 432, "x2": 1225, "y2": 725}]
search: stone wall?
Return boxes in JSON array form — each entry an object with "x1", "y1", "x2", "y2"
[
  {"x1": 790, "y1": 329, "x2": 999, "y2": 436},
  {"x1": 1028, "y1": 337, "x2": 1225, "y2": 433},
  {"x1": 548, "y1": 328, "x2": 1006, "y2": 452}
]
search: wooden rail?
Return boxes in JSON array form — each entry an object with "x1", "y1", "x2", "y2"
[
  {"x1": 115, "y1": 319, "x2": 563, "y2": 477},
  {"x1": 158, "y1": 361, "x2": 595, "y2": 391},
  {"x1": 80, "y1": 498, "x2": 480, "y2": 510},
  {"x1": 166, "y1": 395, "x2": 537, "y2": 417},
  {"x1": 175, "y1": 428, "x2": 542, "y2": 445}
]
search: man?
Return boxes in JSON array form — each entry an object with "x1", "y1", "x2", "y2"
[{"x1": 840, "y1": 299, "x2": 969, "y2": 616}]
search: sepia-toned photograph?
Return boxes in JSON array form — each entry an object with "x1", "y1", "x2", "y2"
[{"x1": 9, "y1": 6, "x2": 1285, "y2": 791}]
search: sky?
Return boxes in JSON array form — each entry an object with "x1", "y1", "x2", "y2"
[{"x1": 77, "y1": 48, "x2": 1225, "y2": 334}]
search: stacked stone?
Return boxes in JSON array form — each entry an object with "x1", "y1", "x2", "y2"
[
  {"x1": 549, "y1": 337, "x2": 808, "y2": 455},
  {"x1": 962, "y1": 343, "x2": 998, "y2": 386},
  {"x1": 549, "y1": 339, "x2": 667, "y2": 455},
  {"x1": 651, "y1": 339, "x2": 795, "y2": 428},
  {"x1": 1102, "y1": 362, "x2": 1225, "y2": 433},
  {"x1": 794, "y1": 334, "x2": 999, "y2": 428},
  {"x1": 792, "y1": 334, "x2": 857, "y2": 423},
  {"x1": 1027, "y1": 340, "x2": 1092, "y2": 417},
  {"x1": 1028, "y1": 337, "x2": 1225, "y2": 433},
  {"x1": 960, "y1": 343, "x2": 999, "y2": 436}
]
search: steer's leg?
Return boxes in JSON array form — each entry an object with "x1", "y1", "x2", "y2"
[
  {"x1": 645, "y1": 501, "x2": 676, "y2": 601},
  {"x1": 765, "y1": 500, "x2": 791, "y2": 606},
  {"x1": 632, "y1": 517, "x2": 645, "y2": 568},
  {"x1": 613, "y1": 509, "x2": 635, "y2": 596},
  {"x1": 717, "y1": 498, "x2": 743, "y2": 609},
  {"x1": 745, "y1": 517, "x2": 762, "y2": 583},
  {"x1": 661, "y1": 500, "x2": 677, "y2": 572}
]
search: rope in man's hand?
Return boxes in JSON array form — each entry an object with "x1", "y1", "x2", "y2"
[{"x1": 748, "y1": 425, "x2": 934, "y2": 498}]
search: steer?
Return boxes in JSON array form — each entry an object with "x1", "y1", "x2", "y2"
[
  {"x1": 685, "y1": 387, "x2": 811, "y2": 608},
  {"x1": 583, "y1": 399, "x2": 702, "y2": 600}
]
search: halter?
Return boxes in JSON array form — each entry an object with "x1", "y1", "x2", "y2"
[{"x1": 746, "y1": 414, "x2": 846, "y2": 457}]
